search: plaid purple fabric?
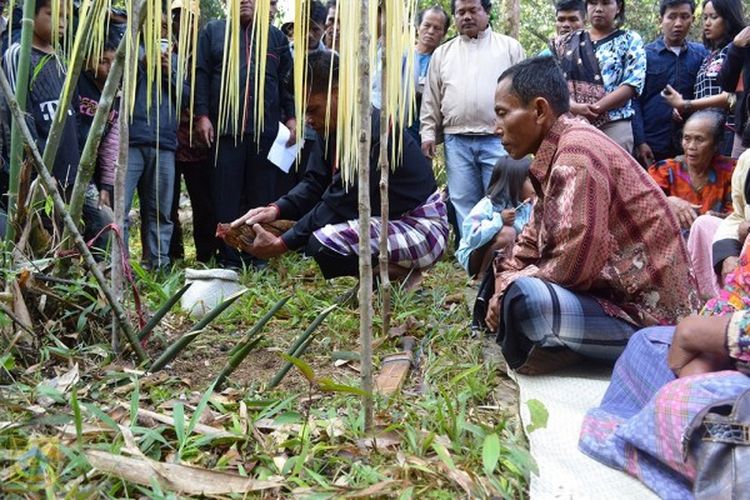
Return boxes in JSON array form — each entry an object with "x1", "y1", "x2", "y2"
[
  {"x1": 313, "y1": 191, "x2": 449, "y2": 270},
  {"x1": 579, "y1": 327, "x2": 750, "y2": 498}
]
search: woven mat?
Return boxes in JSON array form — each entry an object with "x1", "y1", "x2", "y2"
[{"x1": 512, "y1": 365, "x2": 657, "y2": 500}]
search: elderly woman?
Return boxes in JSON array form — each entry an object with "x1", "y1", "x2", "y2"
[
  {"x1": 579, "y1": 254, "x2": 750, "y2": 498},
  {"x1": 555, "y1": 0, "x2": 646, "y2": 152},
  {"x1": 648, "y1": 110, "x2": 736, "y2": 298}
]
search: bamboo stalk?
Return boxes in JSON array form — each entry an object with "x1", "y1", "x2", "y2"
[
  {"x1": 148, "y1": 289, "x2": 248, "y2": 372},
  {"x1": 0, "y1": 66, "x2": 148, "y2": 364},
  {"x1": 5, "y1": 0, "x2": 36, "y2": 244},
  {"x1": 266, "y1": 303, "x2": 337, "y2": 390},
  {"x1": 66, "y1": 31, "x2": 128, "y2": 231},
  {"x1": 226, "y1": 295, "x2": 290, "y2": 357},
  {"x1": 137, "y1": 283, "x2": 193, "y2": 341},
  {"x1": 377, "y1": 3, "x2": 391, "y2": 340},
  {"x1": 112, "y1": 0, "x2": 146, "y2": 354},
  {"x1": 40, "y1": 2, "x2": 97, "y2": 174},
  {"x1": 212, "y1": 337, "x2": 262, "y2": 390},
  {"x1": 356, "y1": 0, "x2": 374, "y2": 432}
]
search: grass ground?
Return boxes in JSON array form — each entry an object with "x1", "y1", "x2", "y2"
[{"x1": 0, "y1": 220, "x2": 533, "y2": 497}]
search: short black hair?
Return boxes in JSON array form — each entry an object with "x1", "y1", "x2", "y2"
[
  {"x1": 309, "y1": 0, "x2": 327, "y2": 25},
  {"x1": 418, "y1": 5, "x2": 451, "y2": 33},
  {"x1": 659, "y1": 0, "x2": 695, "y2": 17},
  {"x1": 497, "y1": 56, "x2": 570, "y2": 116},
  {"x1": 701, "y1": 0, "x2": 746, "y2": 49},
  {"x1": 585, "y1": 0, "x2": 625, "y2": 26},
  {"x1": 450, "y1": 0, "x2": 491, "y2": 15},
  {"x1": 684, "y1": 109, "x2": 726, "y2": 149},
  {"x1": 35, "y1": 0, "x2": 51, "y2": 15},
  {"x1": 555, "y1": 0, "x2": 586, "y2": 16},
  {"x1": 306, "y1": 49, "x2": 338, "y2": 95}
]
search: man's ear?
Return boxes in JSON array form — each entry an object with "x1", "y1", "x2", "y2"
[{"x1": 533, "y1": 97, "x2": 552, "y2": 125}]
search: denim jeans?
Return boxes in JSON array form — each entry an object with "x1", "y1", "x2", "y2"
[
  {"x1": 124, "y1": 146, "x2": 175, "y2": 269},
  {"x1": 443, "y1": 134, "x2": 506, "y2": 235}
]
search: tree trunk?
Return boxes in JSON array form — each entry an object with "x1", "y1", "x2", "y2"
[
  {"x1": 378, "y1": 8, "x2": 390, "y2": 339},
  {"x1": 357, "y1": 0, "x2": 374, "y2": 432},
  {"x1": 505, "y1": 0, "x2": 521, "y2": 39},
  {"x1": 5, "y1": 0, "x2": 36, "y2": 244}
]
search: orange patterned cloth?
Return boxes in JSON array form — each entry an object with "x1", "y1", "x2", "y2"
[
  {"x1": 493, "y1": 115, "x2": 701, "y2": 326},
  {"x1": 647, "y1": 156, "x2": 735, "y2": 215}
]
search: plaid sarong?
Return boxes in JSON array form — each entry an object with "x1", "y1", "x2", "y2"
[
  {"x1": 313, "y1": 191, "x2": 449, "y2": 270},
  {"x1": 579, "y1": 327, "x2": 750, "y2": 498}
]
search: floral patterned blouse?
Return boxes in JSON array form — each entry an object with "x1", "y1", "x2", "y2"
[
  {"x1": 726, "y1": 311, "x2": 750, "y2": 373},
  {"x1": 592, "y1": 29, "x2": 647, "y2": 122}
]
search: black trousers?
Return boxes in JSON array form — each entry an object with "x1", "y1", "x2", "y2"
[
  {"x1": 170, "y1": 159, "x2": 217, "y2": 263},
  {"x1": 304, "y1": 235, "x2": 379, "y2": 279},
  {"x1": 212, "y1": 135, "x2": 298, "y2": 267}
]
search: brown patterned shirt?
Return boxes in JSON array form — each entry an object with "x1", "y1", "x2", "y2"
[{"x1": 493, "y1": 115, "x2": 700, "y2": 326}]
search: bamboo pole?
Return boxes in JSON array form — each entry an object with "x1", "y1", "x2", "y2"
[
  {"x1": 377, "y1": 5, "x2": 391, "y2": 339},
  {"x1": 0, "y1": 66, "x2": 148, "y2": 364},
  {"x1": 112, "y1": 0, "x2": 146, "y2": 354},
  {"x1": 5, "y1": 0, "x2": 35, "y2": 244},
  {"x1": 40, "y1": 5, "x2": 97, "y2": 173},
  {"x1": 356, "y1": 0, "x2": 374, "y2": 432},
  {"x1": 66, "y1": 32, "x2": 128, "y2": 229}
]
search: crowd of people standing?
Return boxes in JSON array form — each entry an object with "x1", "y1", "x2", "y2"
[{"x1": 2, "y1": 0, "x2": 750, "y2": 494}]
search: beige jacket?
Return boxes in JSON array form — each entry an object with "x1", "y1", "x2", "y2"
[
  {"x1": 713, "y1": 151, "x2": 750, "y2": 257},
  {"x1": 419, "y1": 27, "x2": 525, "y2": 143}
]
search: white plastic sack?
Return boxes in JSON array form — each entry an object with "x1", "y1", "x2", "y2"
[{"x1": 181, "y1": 268, "x2": 247, "y2": 319}]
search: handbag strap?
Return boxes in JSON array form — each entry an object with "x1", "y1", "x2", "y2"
[{"x1": 701, "y1": 414, "x2": 750, "y2": 445}]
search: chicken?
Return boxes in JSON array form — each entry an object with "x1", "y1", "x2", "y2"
[{"x1": 215, "y1": 220, "x2": 295, "y2": 254}]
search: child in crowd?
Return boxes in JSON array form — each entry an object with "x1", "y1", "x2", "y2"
[
  {"x1": 76, "y1": 35, "x2": 121, "y2": 254},
  {"x1": 456, "y1": 156, "x2": 534, "y2": 279}
]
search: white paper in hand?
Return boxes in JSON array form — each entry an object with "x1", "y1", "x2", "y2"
[{"x1": 267, "y1": 122, "x2": 300, "y2": 173}]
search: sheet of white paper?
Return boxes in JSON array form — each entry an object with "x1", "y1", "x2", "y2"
[{"x1": 267, "y1": 122, "x2": 299, "y2": 174}]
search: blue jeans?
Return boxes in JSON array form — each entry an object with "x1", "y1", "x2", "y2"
[
  {"x1": 124, "y1": 146, "x2": 175, "y2": 269},
  {"x1": 444, "y1": 134, "x2": 505, "y2": 235}
]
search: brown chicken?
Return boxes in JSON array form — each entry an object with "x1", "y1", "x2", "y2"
[{"x1": 215, "y1": 220, "x2": 295, "y2": 254}]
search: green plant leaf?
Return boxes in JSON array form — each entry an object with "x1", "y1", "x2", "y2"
[
  {"x1": 316, "y1": 377, "x2": 370, "y2": 397},
  {"x1": 186, "y1": 379, "x2": 218, "y2": 437},
  {"x1": 0, "y1": 353, "x2": 15, "y2": 371},
  {"x1": 526, "y1": 399, "x2": 549, "y2": 433},
  {"x1": 173, "y1": 402, "x2": 185, "y2": 446},
  {"x1": 431, "y1": 440, "x2": 455, "y2": 470},
  {"x1": 280, "y1": 353, "x2": 315, "y2": 382},
  {"x1": 482, "y1": 433, "x2": 501, "y2": 475}
]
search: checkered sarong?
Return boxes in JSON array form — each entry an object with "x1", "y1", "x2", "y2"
[{"x1": 313, "y1": 191, "x2": 449, "y2": 269}]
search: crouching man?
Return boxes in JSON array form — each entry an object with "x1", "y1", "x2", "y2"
[
  {"x1": 485, "y1": 57, "x2": 700, "y2": 375},
  {"x1": 231, "y1": 51, "x2": 449, "y2": 282}
]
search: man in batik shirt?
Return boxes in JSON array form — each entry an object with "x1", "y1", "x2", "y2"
[{"x1": 485, "y1": 57, "x2": 700, "y2": 375}]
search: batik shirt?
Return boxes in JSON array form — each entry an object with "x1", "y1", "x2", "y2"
[
  {"x1": 492, "y1": 115, "x2": 700, "y2": 327},
  {"x1": 592, "y1": 30, "x2": 646, "y2": 122}
]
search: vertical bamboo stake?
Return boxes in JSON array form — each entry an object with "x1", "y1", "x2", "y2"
[
  {"x1": 111, "y1": 0, "x2": 146, "y2": 354},
  {"x1": 357, "y1": 0, "x2": 374, "y2": 432},
  {"x1": 66, "y1": 33, "x2": 128, "y2": 232},
  {"x1": 5, "y1": 0, "x2": 35, "y2": 244},
  {"x1": 377, "y1": 6, "x2": 390, "y2": 338}
]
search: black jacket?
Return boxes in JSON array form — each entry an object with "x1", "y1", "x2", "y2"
[
  {"x1": 195, "y1": 20, "x2": 294, "y2": 140},
  {"x1": 129, "y1": 50, "x2": 188, "y2": 151},
  {"x1": 276, "y1": 110, "x2": 438, "y2": 251},
  {"x1": 720, "y1": 42, "x2": 750, "y2": 147}
]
